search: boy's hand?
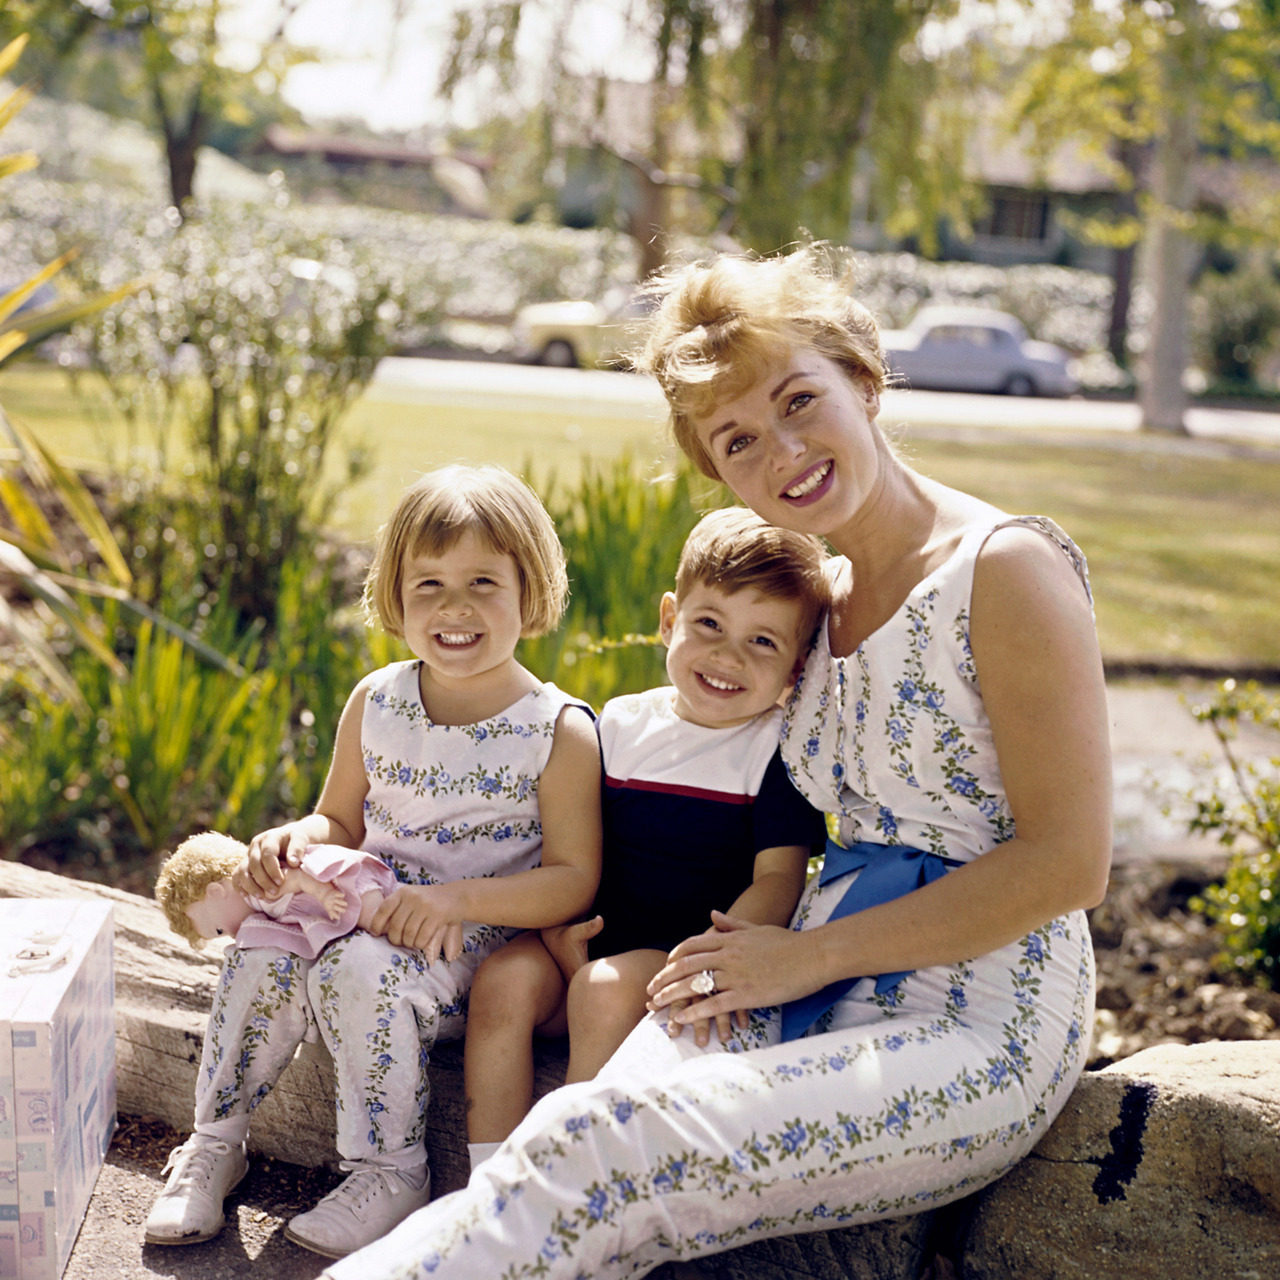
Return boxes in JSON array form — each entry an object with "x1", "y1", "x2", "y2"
[
  {"x1": 541, "y1": 915, "x2": 604, "y2": 985},
  {"x1": 241, "y1": 824, "x2": 309, "y2": 897},
  {"x1": 370, "y1": 883, "x2": 468, "y2": 963}
]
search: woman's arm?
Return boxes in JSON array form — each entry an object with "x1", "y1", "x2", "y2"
[
  {"x1": 371, "y1": 706, "x2": 603, "y2": 957},
  {"x1": 237, "y1": 680, "x2": 371, "y2": 897},
  {"x1": 651, "y1": 527, "x2": 1112, "y2": 1022}
]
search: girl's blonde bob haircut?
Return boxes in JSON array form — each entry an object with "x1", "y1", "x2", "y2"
[
  {"x1": 364, "y1": 465, "x2": 569, "y2": 639},
  {"x1": 633, "y1": 243, "x2": 888, "y2": 479}
]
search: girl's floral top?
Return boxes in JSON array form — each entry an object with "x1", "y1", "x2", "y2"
[
  {"x1": 359, "y1": 660, "x2": 590, "y2": 886},
  {"x1": 782, "y1": 517, "x2": 1090, "y2": 861}
]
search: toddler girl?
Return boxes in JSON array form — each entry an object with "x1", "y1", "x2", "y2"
[{"x1": 143, "y1": 464, "x2": 601, "y2": 1259}]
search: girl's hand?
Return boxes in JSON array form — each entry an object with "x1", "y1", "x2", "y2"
[
  {"x1": 370, "y1": 883, "x2": 468, "y2": 963},
  {"x1": 647, "y1": 911, "x2": 826, "y2": 1027},
  {"x1": 241, "y1": 823, "x2": 309, "y2": 896}
]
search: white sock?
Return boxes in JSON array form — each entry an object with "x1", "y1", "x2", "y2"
[
  {"x1": 193, "y1": 1117, "x2": 249, "y2": 1145},
  {"x1": 468, "y1": 1141, "x2": 502, "y2": 1171}
]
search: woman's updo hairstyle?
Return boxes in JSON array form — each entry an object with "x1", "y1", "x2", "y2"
[{"x1": 633, "y1": 243, "x2": 887, "y2": 479}]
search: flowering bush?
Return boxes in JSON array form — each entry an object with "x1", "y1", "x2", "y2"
[{"x1": 1187, "y1": 681, "x2": 1280, "y2": 989}]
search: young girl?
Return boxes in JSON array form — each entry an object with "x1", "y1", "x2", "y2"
[{"x1": 143, "y1": 464, "x2": 601, "y2": 1260}]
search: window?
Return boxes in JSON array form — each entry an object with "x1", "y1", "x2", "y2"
[{"x1": 978, "y1": 191, "x2": 1050, "y2": 242}]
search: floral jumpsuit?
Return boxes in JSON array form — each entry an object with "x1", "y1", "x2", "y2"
[{"x1": 193, "y1": 662, "x2": 588, "y2": 1175}]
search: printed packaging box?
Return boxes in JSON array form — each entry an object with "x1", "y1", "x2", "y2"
[{"x1": 0, "y1": 900, "x2": 116, "y2": 1280}]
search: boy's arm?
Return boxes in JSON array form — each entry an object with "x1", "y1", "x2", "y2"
[
  {"x1": 725, "y1": 844, "x2": 810, "y2": 927},
  {"x1": 371, "y1": 706, "x2": 603, "y2": 959}
]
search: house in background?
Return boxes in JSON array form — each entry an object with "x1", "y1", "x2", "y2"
[{"x1": 255, "y1": 125, "x2": 493, "y2": 218}]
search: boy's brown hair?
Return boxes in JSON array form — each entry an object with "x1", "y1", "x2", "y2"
[
  {"x1": 675, "y1": 507, "x2": 830, "y2": 643},
  {"x1": 363, "y1": 464, "x2": 569, "y2": 639}
]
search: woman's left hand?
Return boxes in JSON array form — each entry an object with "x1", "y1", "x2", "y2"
[{"x1": 647, "y1": 911, "x2": 824, "y2": 1028}]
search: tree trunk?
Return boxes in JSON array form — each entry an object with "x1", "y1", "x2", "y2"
[{"x1": 1138, "y1": 10, "x2": 1199, "y2": 435}]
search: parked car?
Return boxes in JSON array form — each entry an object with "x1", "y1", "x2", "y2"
[
  {"x1": 880, "y1": 305, "x2": 1078, "y2": 397},
  {"x1": 511, "y1": 288, "x2": 653, "y2": 369}
]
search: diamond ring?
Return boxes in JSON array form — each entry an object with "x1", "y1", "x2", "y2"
[{"x1": 690, "y1": 969, "x2": 716, "y2": 996}]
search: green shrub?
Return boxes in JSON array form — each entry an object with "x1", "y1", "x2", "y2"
[
  {"x1": 519, "y1": 455, "x2": 726, "y2": 710},
  {"x1": 1191, "y1": 257, "x2": 1280, "y2": 389},
  {"x1": 1187, "y1": 680, "x2": 1280, "y2": 988}
]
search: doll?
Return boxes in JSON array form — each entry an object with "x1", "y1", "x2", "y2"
[{"x1": 156, "y1": 831, "x2": 398, "y2": 959}]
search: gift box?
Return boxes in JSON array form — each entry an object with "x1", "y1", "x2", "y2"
[{"x1": 0, "y1": 900, "x2": 116, "y2": 1280}]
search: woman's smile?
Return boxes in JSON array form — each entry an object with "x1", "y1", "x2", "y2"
[{"x1": 782, "y1": 459, "x2": 833, "y2": 503}]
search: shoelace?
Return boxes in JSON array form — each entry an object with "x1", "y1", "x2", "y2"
[
  {"x1": 326, "y1": 1161, "x2": 403, "y2": 1213},
  {"x1": 164, "y1": 1138, "x2": 232, "y2": 1189}
]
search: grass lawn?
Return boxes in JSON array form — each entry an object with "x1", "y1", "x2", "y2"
[{"x1": 5, "y1": 361, "x2": 1279, "y2": 669}]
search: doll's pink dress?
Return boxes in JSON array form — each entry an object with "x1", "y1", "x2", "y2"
[{"x1": 236, "y1": 844, "x2": 398, "y2": 959}]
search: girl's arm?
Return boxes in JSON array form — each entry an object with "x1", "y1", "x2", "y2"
[
  {"x1": 651, "y1": 527, "x2": 1112, "y2": 1022},
  {"x1": 371, "y1": 705, "x2": 602, "y2": 958},
  {"x1": 237, "y1": 679, "x2": 372, "y2": 897}
]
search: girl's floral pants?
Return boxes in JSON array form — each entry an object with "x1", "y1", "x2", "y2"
[
  {"x1": 195, "y1": 928, "x2": 507, "y2": 1169},
  {"x1": 322, "y1": 914, "x2": 1094, "y2": 1279}
]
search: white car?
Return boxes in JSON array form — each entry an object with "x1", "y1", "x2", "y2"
[
  {"x1": 512, "y1": 289, "x2": 653, "y2": 369},
  {"x1": 880, "y1": 305, "x2": 1078, "y2": 397}
]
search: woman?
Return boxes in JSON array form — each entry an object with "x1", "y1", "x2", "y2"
[{"x1": 319, "y1": 245, "x2": 1111, "y2": 1280}]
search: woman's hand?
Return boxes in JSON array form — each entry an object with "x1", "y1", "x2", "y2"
[
  {"x1": 647, "y1": 911, "x2": 826, "y2": 1029},
  {"x1": 370, "y1": 882, "x2": 468, "y2": 963}
]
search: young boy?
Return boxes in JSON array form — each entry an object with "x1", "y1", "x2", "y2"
[{"x1": 463, "y1": 506, "x2": 830, "y2": 1161}]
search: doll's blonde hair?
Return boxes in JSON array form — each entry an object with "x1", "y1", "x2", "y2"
[
  {"x1": 675, "y1": 507, "x2": 830, "y2": 645},
  {"x1": 633, "y1": 243, "x2": 888, "y2": 479},
  {"x1": 363, "y1": 465, "x2": 569, "y2": 640},
  {"x1": 154, "y1": 832, "x2": 248, "y2": 949}
]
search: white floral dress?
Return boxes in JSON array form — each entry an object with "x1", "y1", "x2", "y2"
[
  {"x1": 193, "y1": 662, "x2": 588, "y2": 1176},
  {"x1": 322, "y1": 518, "x2": 1097, "y2": 1276}
]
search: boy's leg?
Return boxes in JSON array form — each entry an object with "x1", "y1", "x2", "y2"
[
  {"x1": 286, "y1": 927, "x2": 504, "y2": 1258},
  {"x1": 146, "y1": 946, "x2": 314, "y2": 1245},
  {"x1": 564, "y1": 949, "x2": 666, "y2": 1084},
  {"x1": 464, "y1": 931, "x2": 568, "y2": 1145}
]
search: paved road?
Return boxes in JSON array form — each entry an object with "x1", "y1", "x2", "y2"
[{"x1": 369, "y1": 357, "x2": 1280, "y2": 448}]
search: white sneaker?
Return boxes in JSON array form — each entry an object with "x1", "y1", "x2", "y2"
[
  {"x1": 284, "y1": 1162, "x2": 431, "y2": 1259},
  {"x1": 143, "y1": 1134, "x2": 249, "y2": 1245}
]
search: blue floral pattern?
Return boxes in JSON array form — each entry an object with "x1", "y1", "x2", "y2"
[
  {"x1": 191, "y1": 663, "x2": 590, "y2": 1169},
  {"x1": 319, "y1": 519, "x2": 1101, "y2": 1280}
]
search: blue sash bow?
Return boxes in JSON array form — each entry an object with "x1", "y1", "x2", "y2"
[{"x1": 779, "y1": 838, "x2": 961, "y2": 1042}]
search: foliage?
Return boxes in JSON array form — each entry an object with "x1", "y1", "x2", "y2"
[
  {"x1": 63, "y1": 195, "x2": 419, "y2": 624},
  {"x1": 1003, "y1": 0, "x2": 1280, "y2": 427},
  {"x1": 1191, "y1": 256, "x2": 1280, "y2": 388},
  {"x1": 0, "y1": 0, "x2": 312, "y2": 211},
  {"x1": 0, "y1": 35, "x2": 228, "y2": 708},
  {"x1": 521, "y1": 454, "x2": 725, "y2": 710},
  {"x1": 1186, "y1": 680, "x2": 1280, "y2": 988},
  {"x1": 437, "y1": 0, "x2": 975, "y2": 262}
]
